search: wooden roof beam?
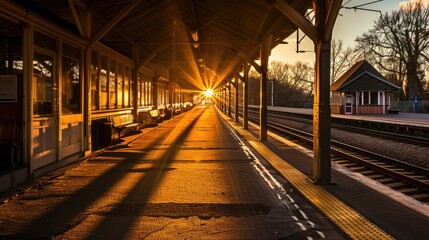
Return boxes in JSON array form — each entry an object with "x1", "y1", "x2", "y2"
[
  {"x1": 137, "y1": 44, "x2": 169, "y2": 71},
  {"x1": 237, "y1": 51, "x2": 262, "y2": 74},
  {"x1": 67, "y1": 0, "x2": 84, "y2": 37},
  {"x1": 324, "y1": 0, "x2": 342, "y2": 41},
  {"x1": 272, "y1": 0, "x2": 318, "y2": 42},
  {"x1": 89, "y1": 0, "x2": 141, "y2": 46}
]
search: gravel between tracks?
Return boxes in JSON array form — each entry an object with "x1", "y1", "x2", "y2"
[{"x1": 281, "y1": 119, "x2": 429, "y2": 169}]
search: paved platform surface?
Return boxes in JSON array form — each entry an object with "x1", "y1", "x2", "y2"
[
  {"x1": 228, "y1": 108, "x2": 429, "y2": 240},
  {"x1": 0, "y1": 105, "x2": 344, "y2": 239},
  {"x1": 3, "y1": 104, "x2": 427, "y2": 239}
]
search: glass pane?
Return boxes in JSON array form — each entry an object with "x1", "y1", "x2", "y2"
[
  {"x1": 124, "y1": 66, "x2": 129, "y2": 107},
  {"x1": 91, "y1": 52, "x2": 99, "y2": 110},
  {"x1": 363, "y1": 92, "x2": 369, "y2": 105},
  {"x1": 130, "y1": 68, "x2": 134, "y2": 107},
  {"x1": 33, "y1": 53, "x2": 53, "y2": 115},
  {"x1": 100, "y1": 55, "x2": 108, "y2": 109},
  {"x1": 62, "y1": 56, "x2": 81, "y2": 114},
  {"x1": 370, "y1": 91, "x2": 378, "y2": 105},
  {"x1": 137, "y1": 72, "x2": 141, "y2": 106},
  {"x1": 109, "y1": 59, "x2": 117, "y2": 108},
  {"x1": 117, "y1": 62, "x2": 123, "y2": 107}
]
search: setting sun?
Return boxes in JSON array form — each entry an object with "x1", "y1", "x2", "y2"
[{"x1": 204, "y1": 89, "x2": 214, "y2": 98}]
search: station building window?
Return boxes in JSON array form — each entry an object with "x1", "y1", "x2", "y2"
[
  {"x1": 91, "y1": 52, "x2": 99, "y2": 110},
  {"x1": 130, "y1": 67, "x2": 134, "y2": 107},
  {"x1": 124, "y1": 65, "x2": 130, "y2": 107},
  {"x1": 370, "y1": 91, "x2": 378, "y2": 105},
  {"x1": 117, "y1": 62, "x2": 123, "y2": 107},
  {"x1": 33, "y1": 31, "x2": 56, "y2": 116},
  {"x1": 62, "y1": 43, "x2": 82, "y2": 114},
  {"x1": 100, "y1": 55, "x2": 108, "y2": 109},
  {"x1": 109, "y1": 59, "x2": 117, "y2": 108},
  {"x1": 363, "y1": 91, "x2": 379, "y2": 105},
  {"x1": 144, "y1": 77, "x2": 149, "y2": 105},
  {"x1": 143, "y1": 75, "x2": 147, "y2": 105},
  {"x1": 0, "y1": 18, "x2": 23, "y2": 75},
  {"x1": 33, "y1": 52, "x2": 54, "y2": 115},
  {"x1": 137, "y1": 72, "x2": 142, "y2": 106},
  {"x1": 148, "y1": 81, "x2": 152, "y2": 105}
]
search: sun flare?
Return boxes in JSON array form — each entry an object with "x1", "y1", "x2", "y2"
[{"x1": 204, "y1": 89, "x2": 214, "y2": 98}]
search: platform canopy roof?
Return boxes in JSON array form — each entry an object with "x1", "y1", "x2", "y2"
[{"x1": 14, "y1": 0, "x2": 325, "y2": 91}]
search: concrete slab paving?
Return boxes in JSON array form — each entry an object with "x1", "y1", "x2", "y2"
[{"x1": 0, "y1": 105, "x2": 345, "y2": 239}]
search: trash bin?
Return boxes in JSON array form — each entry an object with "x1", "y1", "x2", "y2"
[{"x1": 100, "y1": 122, "x2": 112, "y2": 146}]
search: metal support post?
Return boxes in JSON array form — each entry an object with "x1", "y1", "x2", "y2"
[
  {"x1": 228, "y1": 82, "x2": 232, "y2": 118},
  {"x1": 312, "y1": 0, "x2": 332, "y2": 184},
  {"x1": 234, "y1": 77, "x2": 239, "y2": 122},
  {"x1": 243, "y1": 62, "x2": 249, "y2": 129},
  {"x1": 259, "y1": 35, "x2": 272, "y2": 141}
]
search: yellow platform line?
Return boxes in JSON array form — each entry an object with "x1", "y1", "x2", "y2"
[{"x1": 221, "y1": 114, "x2": 394, "y2": 240}]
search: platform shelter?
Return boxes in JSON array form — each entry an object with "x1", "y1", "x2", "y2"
[{"x1": 330, "y1": 60, "x2": 400, "y2": 115}]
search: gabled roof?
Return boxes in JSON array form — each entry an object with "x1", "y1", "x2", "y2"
[{"x1": 330, "y1": 60, "x2": 400, "y2": 92}]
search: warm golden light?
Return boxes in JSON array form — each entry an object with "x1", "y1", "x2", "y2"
[{"x1": 204, "y1": 89, "x2": 214, "y2": 98}]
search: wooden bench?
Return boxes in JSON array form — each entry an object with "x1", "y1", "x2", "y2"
[
  {"x1": 388, "y1": 108, "x2": 401, "y2": 114},
  {"x1": 149, "y1": 109, "x2": 161, "y2": 123},
  {"x1": 109, "y1": 114, "x2": 140, "y2": 138}
]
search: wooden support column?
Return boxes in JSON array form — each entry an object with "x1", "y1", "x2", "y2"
[
  {"x1": 132, "y1": 46, "x2": 139, "y2": 118},
  {"x1": 259, "y1": 35, "x2": 272, "y2": 141},
  {"x1": 312, "y1": 0, "x2": 332, "y2": 184},
  {"x1": 234, "y1": 76, "x2": 239, "y2": 122},
  {"x1": 221, "y1": 86, "x2": 224, "y2": 111},
  {"x1": 152, "y1": 71, "x2": 158, "y2": 108},
  {"x1": 23, "y1": 23, "x2": 33, "y2": 176},
  {"x1": 243, "y1": 62, "x2": 250, "y2": 129},
  {"x1": 220, "y1": 87, "x2": 225, "y2": 112},
  {"x1": 83, "y1": 13, "x2": 92, "y2": 156},
  {"x1": 228, "y1": 82, "x2": 232, "y2": 118}
]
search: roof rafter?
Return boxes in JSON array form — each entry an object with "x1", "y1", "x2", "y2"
[
  {"x1": 89, "y1": 0, "x2": 141, "y2": 46},
  {"x1": 272, "y1": 0, "x2": 318, "y2": 42}
]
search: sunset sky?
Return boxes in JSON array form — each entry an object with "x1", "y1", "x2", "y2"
[{"x1": 270, "y1": 0, "x2": 421, "y2": 64}]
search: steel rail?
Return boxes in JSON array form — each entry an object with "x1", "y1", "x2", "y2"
[{"x1": 248, "y1": 115, "x2": 429, "y2": 200}]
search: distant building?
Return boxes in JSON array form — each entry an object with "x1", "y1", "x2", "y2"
[{"x1": 330, "y1": 60, "x2": 400, "y2": 115}]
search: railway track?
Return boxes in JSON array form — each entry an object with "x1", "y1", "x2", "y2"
[
  {"x1": 248, "y1": 115, "x2": 429, "y2": 204},
  {"x1": 248, "y1": 109, "x2": 429, "y2": 147}
]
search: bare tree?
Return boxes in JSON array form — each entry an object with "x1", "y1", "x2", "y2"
[
  {"x1": 248, "y1": 61, "x2": 314, "y2": 107},
  {"x1": 331, "y1": 39, "x2": 361, "y2": 83},
  {"x1": 356, "y1": 0, "x2": 429, "y2": 100}
]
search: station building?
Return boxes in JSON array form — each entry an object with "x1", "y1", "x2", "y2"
[
  {"x1": 330, "y1": 60, "x2": 401, "y2": 115},
  {"x1": 0, "y1": 4, "x2": 194, "y2": 188}
]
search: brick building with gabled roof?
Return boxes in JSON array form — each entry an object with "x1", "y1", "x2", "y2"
[{"x1": 330, "y1": 60, "x2": 400, "y2": 114}]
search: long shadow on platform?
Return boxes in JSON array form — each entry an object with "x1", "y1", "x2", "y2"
[
  {"x1": 13, "y1": 107, "x2": 206, "y2": 238},
  {"x1": 85, "y1": 107, "x2": 207, "y2": 239}
]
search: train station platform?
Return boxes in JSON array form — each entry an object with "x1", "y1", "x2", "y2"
[
  {"x1": 265, "y1": 106, "x2": 429, "y2": 126},
  {"x1": 0, "y1": 105, "x2": 428, "y2": 239}
]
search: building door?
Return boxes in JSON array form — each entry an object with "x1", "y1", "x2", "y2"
[
  {"x1": 345, "y1": 95, "x2": 353, "y2": 114},
  {"x1": 32, "y1": 51, "x2": 58, "y2": 170},
  {"x1": 60, "y1": 43, "x2": 84, "y2": 161}
]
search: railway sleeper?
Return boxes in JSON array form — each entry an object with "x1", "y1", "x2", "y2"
[
  {"x1": 409, "y1": 175, "x2": 429, "y2": 180},
  {"x1": 375, "y1": 178, "x2": 397, "y2": 183},
  {"x1": 396, "y1": 188, "x2": 424, "y2": 194},
  {"x1": 349, "y1": 166, "x2": 367, "y2": 171},
  {"x1": 409, "y1": 193, "x2": 429, "y2": 200},
  {"x1": 366, "y1": 174, "x2": 388, "y2": 179},
  {"x1": 384, "y1": 182, "x2": 408, "y2": 188},
  {"x1": 332, "y1": 160, "x2": 351, "y2": 164},
  {"x1": 359, "y1": 170, "x2": 377, "y2": 175},
  {"x1": 340, "y1": 162, "x2": 359, "y2": 167}
]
